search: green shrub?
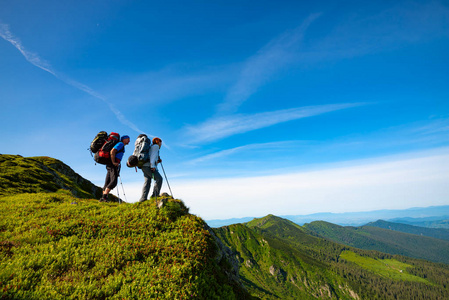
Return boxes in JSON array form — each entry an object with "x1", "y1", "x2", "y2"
[{"x1": 0, "y1": 193, "x2": 248, "y2": 299}]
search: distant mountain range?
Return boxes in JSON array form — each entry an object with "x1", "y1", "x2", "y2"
[
  {"x1": 388, "y1": 216, "x2": 449, "y2": 229},
  {"x1": 365, "y1": 220, "x2": 449, "y2": 241},
  {"x1": 206, "y1": 206, "x2": 449, "y2": 228}
]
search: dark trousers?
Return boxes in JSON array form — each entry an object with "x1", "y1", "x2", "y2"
[{"x1": 104, "y1": 164, "x2": 119, "y2": 190}]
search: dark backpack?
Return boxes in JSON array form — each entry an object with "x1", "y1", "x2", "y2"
[
  {"x1": 93, "y1": 132, "x2": 120, "y2": 165},
  {"x1": 127, "y1": 134, "x2": 152, "y2": 168},
  {"x1": 126, "y1": 155, "x2": 139, "y2": 168},
  {"x1": 90, "y1": 131, "x2": 108, "y2": 154}
]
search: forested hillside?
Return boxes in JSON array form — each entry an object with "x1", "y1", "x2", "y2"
[
  {"x1": 214, "y1": 215, "x2": 449, "y2": 299},
  {"x1": 304, "y1": 220, "x2": 449, "y2": 264}
]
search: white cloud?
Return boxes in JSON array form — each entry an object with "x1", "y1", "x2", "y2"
[
  {"x1": 169, "y1": 148, "x2": 449, "y2": 220},
  {"x1": 186, "y1": 102, "x2": 364, "y2": 143},
  {"x1": 186, "y1": 141, "x2": 290, "y2": 165}
]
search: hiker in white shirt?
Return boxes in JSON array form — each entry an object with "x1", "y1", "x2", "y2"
[{"x1": 138, "y1": 137, "x2": 163, "y2": 202}]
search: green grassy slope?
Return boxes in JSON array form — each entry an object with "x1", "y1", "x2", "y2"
[
  {"x1": 0, "y1": 192, "x2": 252, "y2": 299},
  {"x1": 340, "y1": 250, "x2": 429, "y2": 283},
  {"x1": 0, "y1": 154, "x2": 101, "y2": 199},
  {"x1": 304, "y1": 220, "x2": 449, "y2": 264},
  {"x1": 0, "y1": 155, "x2": 252, "y2": 299},
  {"x1": 215, "y1": 215, "x2": 449, "y2": 299}
]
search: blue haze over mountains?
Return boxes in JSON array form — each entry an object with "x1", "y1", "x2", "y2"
[{"x1": 206, "y1": 205, "x2": 449, "y2": 228}]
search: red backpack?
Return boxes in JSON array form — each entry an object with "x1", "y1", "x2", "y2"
[{"x1": 94, "y1": 132, "x2": 120, "y2": 165}]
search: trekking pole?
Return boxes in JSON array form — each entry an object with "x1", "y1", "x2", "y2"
[
  {"x1": 118, "y1": 175, "x2": 127, "y2": 203},
  {"x1": 117, "y1": 181, "x2": 120, "y2": 204},
  {"x1": 160, "y1": 162, "x2": 174, "y2": 198}
]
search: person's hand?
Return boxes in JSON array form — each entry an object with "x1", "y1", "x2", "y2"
[
  {"x1": 151, "y1": 167, "x2": 156, "y2": 171},
  {"x1": 113, "y1": 161, "x2": 120, "y2": 166},
  {"x1": 157, "y1": 158, "x2": 162, "y2": 163}
]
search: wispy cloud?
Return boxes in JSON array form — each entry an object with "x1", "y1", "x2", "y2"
[
  {"x1": 110, "y1": 64, "x2": 238, "y2": 106},
  {"x1": 411, "y1": 118, "x2": 449, "y2": 136},
  {"x1": 217, "y1": 2, "x2": 449, "y2": 114},
  {"x1": 0, "y1": 23, "x2": 145, "y2": 134},
  {"x1": 192, "y1": 2, "x2": 449, "y2": 144},
  {"x1": 179, "y1": 118, "x2": 449, "y2": 177},
  {"x1": 0, "y1": 23, "x2": 56, "y2": 75},
  {"x1": 217, "y1": 13, "x2": 321, "y2": 114},
  {"x1": 186, "y1": 141, "x2": 294, "y2": 165},
  {"x1": 186, "y1": 102, "x2": 364, "y2": 143}
]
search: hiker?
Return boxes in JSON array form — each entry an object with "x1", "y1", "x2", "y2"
[
  {"x1": 139, "y1": 137, "x2": 163, "y2": 202},
  {"x1": 101, "y1": 135, "x2": 130, "y2": 202}
]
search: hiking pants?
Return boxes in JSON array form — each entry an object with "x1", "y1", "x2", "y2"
[
  {"x1": 139, "y1": 165, "x2": 163, "y2": 202},
  {"x1": 104, "y1": 164, "x2": 119, "y2": 190}
]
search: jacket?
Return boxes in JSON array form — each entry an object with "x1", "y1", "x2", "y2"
[{"x1": 143, "y1": 144, "x2": 160, "y2": 168}]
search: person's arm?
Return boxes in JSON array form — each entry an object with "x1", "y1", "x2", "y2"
[
  {"x1": 110, "y1": 148, "x2": 119, "y2": 166},
  {"x1": 149, "y1": 145, "x2": 159, "y2": 169}
]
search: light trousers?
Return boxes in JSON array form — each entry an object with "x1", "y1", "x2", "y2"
[{"x1": 139, "y1": 165, "x2": 163, "y2": 202}]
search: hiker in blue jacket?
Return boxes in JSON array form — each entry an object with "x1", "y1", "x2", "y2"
[
  {"x1": 139, "y1": 137, "x2": 163, "y2": 202},
  {"x1": 101, "y1": 135, "x2": 130, "y2": 202}
]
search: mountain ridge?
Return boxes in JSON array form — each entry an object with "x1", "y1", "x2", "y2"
[
  {"x1": 365, "y1": 219, "x2": 449, "y2": 241},
  {"x1": 206, "y1": 206, "x2": 449, "y2": 228},
  {"x1": 2, "y1": 154, "x2": 449, "y2": 299}
]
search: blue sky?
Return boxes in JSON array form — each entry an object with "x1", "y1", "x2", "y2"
[{"x1": 1, "y1": 0, "x2": 448, "y2": 220}]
